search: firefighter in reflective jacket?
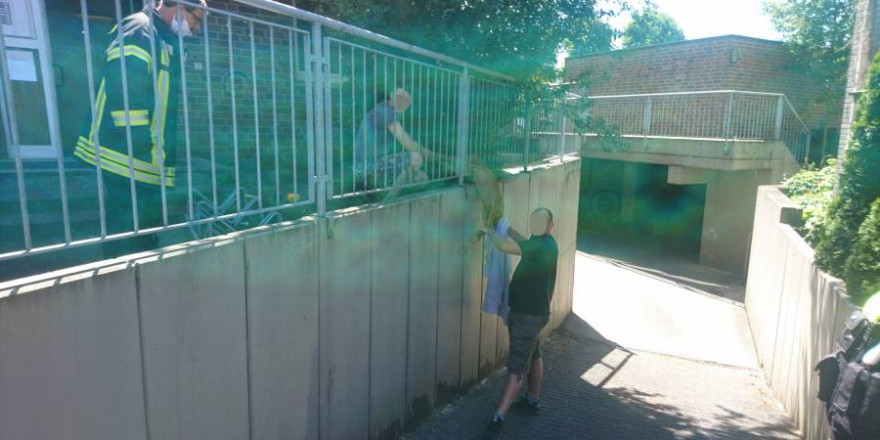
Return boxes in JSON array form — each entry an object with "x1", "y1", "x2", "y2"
[{"x1": 74, "y1": 1, "x2": 204, "y2": 255}]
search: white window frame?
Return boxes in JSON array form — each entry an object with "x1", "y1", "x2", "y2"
[{"x1": 2, "y1": 0, "x2": 62, "y2": 160}]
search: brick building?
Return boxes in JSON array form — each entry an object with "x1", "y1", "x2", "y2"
[
  {"x1": 838, "y1": 0, "x2": 880, "y2": 164},
  {"x1": 564, "y1": 35, "x2": 839, "y2": 276},
  {"x1": 566, "y1": 35, "x2": 842, "y2": 160}
]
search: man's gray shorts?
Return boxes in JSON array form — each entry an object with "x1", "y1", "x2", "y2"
[{"x1": 507, "y1": 312, "x2": 550, "y2": 377}]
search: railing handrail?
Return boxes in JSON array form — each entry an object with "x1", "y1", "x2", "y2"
[
  {"x1": 233, "y1": 0, "x2": 517, "y2": 82},
  {"x1": 781, "y1": 94, "x2": 811, "y2": 135},
  {"x1": 586, "y1": 90, "x2": 790, "y2": 100}
]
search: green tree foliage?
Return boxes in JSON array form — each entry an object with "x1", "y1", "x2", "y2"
[
  {"x1": 844, "y1": 199, "x2": 880, "y2": 300},
  {"x1": 570, "y1": 20, "x2": 616, "y2": 56},
  {"x1": 764, "y1": 0, "x2": 854, "y2": 111},
  {"x1": 303, "y1": 0, "x2": 635, "y2": 80},
  {"x1": 621, "y1": 8, "x2": 685, "y2": 49},
  {"x1": 783, "y1": 159, "x2": 836, "y2": 247},
  {"x1": 815, "y1": 53, "x2": 880, "y2": 303}
]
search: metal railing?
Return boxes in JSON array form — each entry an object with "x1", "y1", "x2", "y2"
[
  {"x1": 584, "y1": 90, "x2": 812, "y2": 162},
  {"x1": 0, "y1": 0, "x2": 575, "y2": 262}
]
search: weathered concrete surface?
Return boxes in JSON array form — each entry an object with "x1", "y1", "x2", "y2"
[
  {"x1": 460, "y1": 186, "x2": 484, "y2": 388},
  {"x1": 369, "y1": 203, "x2": 410, "y2": 440},
  {"x1": 0, "y1": 263, "x2": 147, "y2": 440},
  {"x1": 745, "y1": 186, "x2": 854, "y2": 440},
  {"x1": 435, "y1": 190, "x2": 466, "y2": 405},
  {"x1": 244, "y1": 224, "x2": 320, "y2": 440},
  {"x1": 406, "y1": 195, "x2": 441, "y2": 430},
  {"x1": 0, "y1": 160, "x2": 580, "y2": 440},
  {"x1": 320, "y1": 212, "x2": 372, "y2": 440},
  {"x1": 699, "y1": 168, "x2": 774, "y2": 275},
  {"x1": 574, "y1": 253, "x2": 758, "y2": 369},
  {"x1": 580, "y1": 136, "x2": 797, "y2": 174},
  {"x1": 137, "y1": 241, "x2": 250, "y2": 440}
]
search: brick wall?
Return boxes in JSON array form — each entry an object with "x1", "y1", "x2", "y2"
[
  {"x1": 838, "y1": 0, "x2": 880, "y2": 163},
  {"x1": 565, "y1": 35, "x2": 842, "y2": 131}
]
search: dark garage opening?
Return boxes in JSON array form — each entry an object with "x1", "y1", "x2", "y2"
[{"x1": 577, "y1": 159, "x2": 707, "y2": 263}]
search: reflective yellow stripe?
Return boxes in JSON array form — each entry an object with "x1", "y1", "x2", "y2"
[
  {"x1": 106, "y1": 45, "x2": 152, "y2": 68},
  {"x1": 76, "y1": 137, "x2": 176, "y2": 186},
  {"x1": 78, "y1": 137, "x2": 176, "y2": 178},
  {"x1": 89, "y1": 80, "x2": 107, "y2": 142},
  {"x1": 75, "y1": 140, "x2": 175, "y2": 186},
  {"x1": 151, "y1": 69, "x2": 171, "y2": 165},
  {"x1": 111, "y1": 109, "x2": 150, "y2": 127}
]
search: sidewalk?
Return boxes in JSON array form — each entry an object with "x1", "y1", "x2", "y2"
[{"x1": 403, "y1": 254, "x2": 800, "y2": 440}]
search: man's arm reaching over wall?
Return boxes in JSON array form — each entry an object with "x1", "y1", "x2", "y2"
[{"x1": 481, "y1": 226, "x2": 522, "y2": 255}]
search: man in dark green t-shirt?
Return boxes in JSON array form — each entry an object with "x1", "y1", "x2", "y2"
[{"x1": 479, "y1": 207, "x2": 558, "y2": 439}]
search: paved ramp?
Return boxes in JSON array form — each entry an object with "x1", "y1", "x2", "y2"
[
  {"x1": 404, "y1": 253, "x2": 800, "y2": 440},
  {"x1": 572, "y1": 253, "x2": 757, "y2": 369}
]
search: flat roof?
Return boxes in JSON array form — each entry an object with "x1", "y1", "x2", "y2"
[{"x1": 567, "y1": 34, "x2": 784, "y2": 61}]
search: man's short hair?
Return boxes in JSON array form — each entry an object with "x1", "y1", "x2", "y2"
[
  {"x1": 534, "y1": 207, "x2": 553, "y2": 224},
  {"x1": 389, "y1": 88, "x2": 411, "y2": 107}
]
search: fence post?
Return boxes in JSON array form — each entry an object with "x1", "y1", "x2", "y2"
[
  {"x1": 457, "y1": 68, "x2": 470, "y2": 185},
  {"x1": 774, "y1": 95, "x2": 784, "y2": 141},
  {"x1": 804, "y1": 132, "x2": 812, "y2": 164},
  {"x1": 558, "y1": 102, "x2": 566, "y2": 162},
  {"x1": 523, "y1": 99, "x2": 531, "y2": 172},
  {"x1": 311, "y1": 23, "x2": 328, "y2": 216},
  {"x1": 642, "y1": 97, "x2": 652, "y2": 147},
  {"x1": 723, "y1": 92, "x2": 735, "y2": 152}
]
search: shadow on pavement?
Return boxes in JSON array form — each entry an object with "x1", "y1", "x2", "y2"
[{"x1": 405, "y1": 314, "x2": 800, "y2": 440}]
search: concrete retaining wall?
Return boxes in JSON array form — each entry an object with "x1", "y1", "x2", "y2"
[
  {"x1": 0, "y1": 159, "x2": 580, "y2": 440},
  {"x1": 745, "y1": 185, "x2": 855, "y2": 440}
]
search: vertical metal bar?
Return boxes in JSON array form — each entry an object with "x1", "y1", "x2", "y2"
[
  {"x1": 805, "y1": 132, "x2": 812, "y2": 164},
  {"x1": 270, "y1": 27, "x2": 280, "y2": 206},
  {"x1": 456, "y1": 68, "x2": 470, "y2": 184},
  {"x1": 79, "y1": 0, "x2": 107, "y2": 238},
  {"x1": 350, "y1": 45, "x2": 356, "y2": 194},
  {"x1": 377, "y1": 54, "x2": 385, "y2": 190},
  {"x1": 523, "y1": 100, "x2": 531, "y2": 171},
  {"x1": 113, "y1": 0, "x2": 141, "y2": 232},
  {"x1": 410, "y1": 62, "x2": 415, "y2": 174},
  {"x1": 362, "y1": 49, "x2": 368, "y2": 189},
  {"x1": 0, "y1": 30, "x2": 30, "y2": 249},
  {"x1": 249, "y1": 21, "x2": 263, "y2": 209},
  {"x1": 336, "y1": 43, "x2": 343, "y2": 195},
  {"x1": 431, "y1": 68, "x2": 438, "y2": 179},
  {"x1": 774, "y1": 95, "x2": 784, "y2": 141},
  {"x1": 228, "y1": 16, "x2": 242, "y2": 212},
  {"x1": 388, "y1": 57, "x2": 396, "y2": 189},
  {"x1": 642, "y1": 97, "x2": 652, "y2": 148},
  {"x1": 558, "y1": 101, "x2": 565, "y2": 161},
  {"x1": 303, "y1": 32, "x2": 317, "y2": 206},
  {"x1": 323, "y1": 37, "x2": 334, "y2": 198},
  {"x1": 439, "y1": 71, "x2": 447, "y2": 176},
  {"x1": 146, "y1": 0, "x2": 168, "y2": 227},
  {"x1": 311, "y1": 25, "x2": 327, "y2": 214},
  {"x1": 176, "y1": 4, "x2": 194, "y2": 223},
  {"x1": 203, "y1": 13, "x2": 219, "y2": 217},
  {"x1": 723, "y1": 92, "x2": 734, "y2": 143},
  {"x1": 290, "y1": 30, "x2": 299, "y2": 200}
]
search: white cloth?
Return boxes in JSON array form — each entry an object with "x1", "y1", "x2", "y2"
[{"x1": 483, "y1": 217, "x2": 511, "y2": 323}]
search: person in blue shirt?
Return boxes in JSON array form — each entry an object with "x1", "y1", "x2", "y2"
[{"x1": 352, "y1": 88, "x2": 432, "y2": 198}]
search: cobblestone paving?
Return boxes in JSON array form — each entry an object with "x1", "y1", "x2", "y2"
[{"x1": 403, "y1": 316, "x2": 801, "y2": 440}]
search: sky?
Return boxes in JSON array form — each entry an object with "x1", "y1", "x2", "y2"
[
  {"x1": 619, "y1": 0, "x2": 783, "y2": 42},
  {"x1": 560, "y1": 0, "x2": 783, "y2": 67}
]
